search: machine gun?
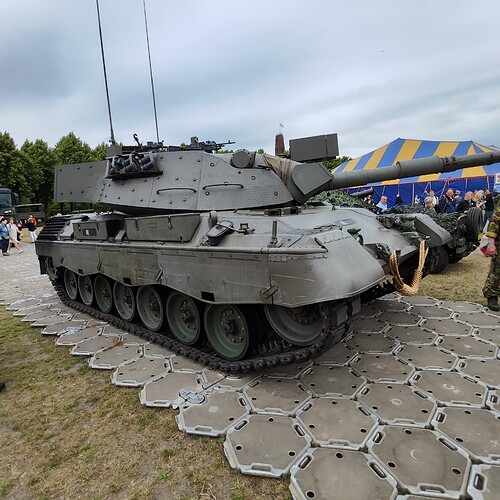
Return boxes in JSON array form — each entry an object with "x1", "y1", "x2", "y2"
[{"x1": 178, "y1": 136, "x2": 235, "y2": 153}]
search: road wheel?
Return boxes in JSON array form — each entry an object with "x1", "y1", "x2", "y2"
[
  {"x1": 204, "y1": 304, "x2": 251, "y2": 360},
  {"x1": 94, "y1": 275, "x2": 113, "y2": 313},
  {"x1": 63, "y1": 269, "x2": 79, "y2": 300},
  {"x1": 166, "y1": 292, "x2": 203, "y2": 346},
  {"x1": 137, "y1": 286, "x2": 164, "y2": 331},
  {"x1": 78, "y1": 275, "x2": 94, "y2": 306},
  {"x1": 113, "y1": 282, "x2": 136, "y2": 322}
]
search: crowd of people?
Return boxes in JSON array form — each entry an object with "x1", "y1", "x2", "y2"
[
  {"x1": 429, "y1": 188, "x2": 491, "y2": 216},
  {"x1": 0, "y1": 214, "x2": 37, "y2": 256},
  {"x1": 367, "y1": 188, "x2": 497, "y2": 226},
  {"x1": 423, "y1": 188, "x2": 498, "y2": 230}
]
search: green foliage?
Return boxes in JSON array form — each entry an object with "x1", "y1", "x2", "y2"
[
  {"x1": 313, "y1": 189, "x2": 378, "y2": 212},
  {"x1": 53, "y1": 132, "x2": 95, "y2": 165},
  {"x1": 93, "y1": 142, "x2": 108, "y2": 160},
  {"x1": 151, "y1": 471, "x2": 170, "y2": 485},
  {"x1": 276, "y1": 151, "x2": 349, "y2": 167},
  {"x1": 20, "y1": 139, "x2": 56, "y2": 207},
  {"x1": 323, "y1": 155, "x2": 351, "y2": 171}
]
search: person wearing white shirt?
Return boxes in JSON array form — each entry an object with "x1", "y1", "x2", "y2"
[{"x1": 376, "y1": 195, "x2": 388, "y2": 212}]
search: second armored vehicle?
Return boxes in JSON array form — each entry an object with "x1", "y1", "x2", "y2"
[{"x1": 317, "y1": 190, "x2": 484, "y2": 274}]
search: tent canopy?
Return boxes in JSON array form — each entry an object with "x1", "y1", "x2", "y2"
[{"x1": 336, "y1": 138, "x2": 500, "y2": 206}]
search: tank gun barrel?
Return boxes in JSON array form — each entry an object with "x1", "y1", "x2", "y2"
[{"x1": 327, "y1": 151, "x2": 500, "y2": 190}]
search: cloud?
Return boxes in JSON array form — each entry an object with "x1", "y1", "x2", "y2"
[{"x1": 1, "y1": 0, "x2": 500, "y2": 158}]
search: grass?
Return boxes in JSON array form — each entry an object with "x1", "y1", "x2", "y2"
[
  {"x1": 0, "y1": 249, "x2": 492, "y2": 498},
  {"x1": 419, "y1": 250, "x2": 491, "y2": 304},
  {"x1": 0, "y1": 306, "x2": 289, "y2": 499}
]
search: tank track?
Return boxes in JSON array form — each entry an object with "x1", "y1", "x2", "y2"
[{"x1": 53, "y1": 272, "x2": 353, "y2": 373}]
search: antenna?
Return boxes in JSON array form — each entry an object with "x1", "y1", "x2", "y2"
[
  {"x1": 142, "y1": 0, "x2": 160, "y2": 144},
  {"x1": 95, "y1": 0, "x2": 116, "y2": 145}
]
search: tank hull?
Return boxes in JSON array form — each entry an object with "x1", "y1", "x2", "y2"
[
  {"x1": 35, "y1": 205, "x2": 425, "y2": 369},
  {"x1": 36, "y1": 206, "x2": 420, "y2": 307}
]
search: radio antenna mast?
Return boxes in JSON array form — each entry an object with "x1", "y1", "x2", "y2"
[
  {"x1": 95, "y1": 0, "x2": 116, "y2": 145},
  {"x1": 142, "y1": 0, "x2": 160, "y2": 144}
]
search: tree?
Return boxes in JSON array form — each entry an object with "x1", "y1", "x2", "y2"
[
  {"x1": 93, "y1": 142, "x2": 108, "y2": 161},
  {"x1": 53, "y1": 132, "x2": 95, "y2": 165},
  {"x1": 20, "y1": 139, "x2": 57, "y2": 207},
  {"x1": 274, "y1": 151, "x2": 351, "y2": 168},
  {"x1": 0, "y1": 131, "x2": 37, "y2": 201},
  {"x1": 323, "y1": 155, "x2": 352, "y2": 171}
]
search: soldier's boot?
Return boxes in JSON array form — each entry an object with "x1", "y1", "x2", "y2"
[{"x1": 487, "y1": 296, "x2": 500, "y2": 312}]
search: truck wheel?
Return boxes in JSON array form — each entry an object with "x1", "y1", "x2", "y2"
[
  {"x1": 448, "y1": 254, "x2": 463, "y2": 264},
  {"x1": 465, "y1": 207, "x2": 483, "y2": 240},
  {"x1": 427, "y1": 246, "x2": 449, "y2": 274}
]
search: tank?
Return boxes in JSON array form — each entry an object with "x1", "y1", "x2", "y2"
[{"x1": 35, "y1": 135, "x2": 500, "y2": 372}]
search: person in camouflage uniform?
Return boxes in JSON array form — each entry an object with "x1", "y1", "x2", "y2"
[{"x1": 483, "y1": 196, "x2": 500, "y2": 311}]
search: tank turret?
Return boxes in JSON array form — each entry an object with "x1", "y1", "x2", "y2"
[
  {"x1": 37, "y1": 135, "x2": 500, "y2": 372},
  {"x1": 54, "y1": 137, "x2": 500, "y2": 214}
]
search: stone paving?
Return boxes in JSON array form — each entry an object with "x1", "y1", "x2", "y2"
[{"x1": 1, "y1": 245, "x2": 499, "y2": 499}]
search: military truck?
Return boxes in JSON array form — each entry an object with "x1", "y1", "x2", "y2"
[
  {"x1": 0, "y1": 187, "x2": 19, "y2": 219},
  {"x1": 14, "y1": 204, "x2": 46, "y2": 224}
]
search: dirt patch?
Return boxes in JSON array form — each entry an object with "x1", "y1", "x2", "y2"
[{"x1": 419, "y1": 249, "x2": 491, "y2": 304}]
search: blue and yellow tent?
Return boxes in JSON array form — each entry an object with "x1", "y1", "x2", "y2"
[{"x1": 337, "y1": 138, "x2": 500, "y2": 206}]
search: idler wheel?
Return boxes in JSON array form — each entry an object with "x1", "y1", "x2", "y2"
[
  {"x1": 63, "y1": 269, "x2": 79, "y2": 300},
  {"x1": 94, "y1": 275, "x2": 114, "y2": 314},
  {"x1": 204, "y1": 305, "x2": 251, "y2": 360},
  {"x1": 113, "y1": 282, "x2": 136, "y2": 322},
  {"x1": 78, "y1": 275, "x2": 94, "y2": 306},
  {"x1": 137, "y1": 286, "x2": 164, "y2": 332},
  {"x1": 264, "y1": 304, "x2": 324, "y2": 346},
  {"x1": 166, "y1": 292, "x2": 203, "y2": 345}
]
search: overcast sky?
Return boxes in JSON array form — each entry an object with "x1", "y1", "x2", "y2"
[{"x1": 1, "y1": 0, "x2": 499, "y2": 158}]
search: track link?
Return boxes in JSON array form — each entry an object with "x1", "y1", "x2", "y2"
[{"x1": 53, "y1": 273, "x2": 350, "y2": 373}]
